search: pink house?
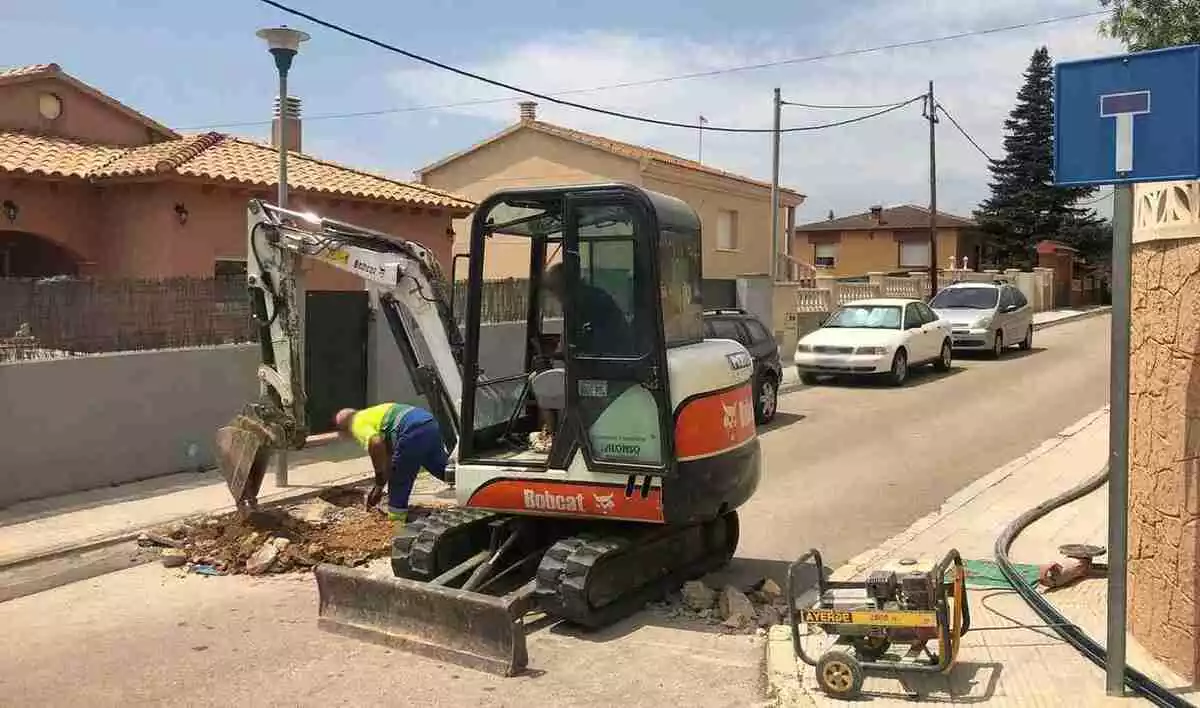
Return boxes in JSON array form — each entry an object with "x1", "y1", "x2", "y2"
[{"x1": 0, "y1": 63, "x2": 473, "y2": 289}]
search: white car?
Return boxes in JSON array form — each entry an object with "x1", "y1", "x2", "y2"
[{"x1": 794, "y1": 298, "x2": 953, "y2": 386}]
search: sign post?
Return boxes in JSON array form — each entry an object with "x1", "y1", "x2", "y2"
[{"x1": 1055, "y1": 43, "x2": 1200, "y2": 697}]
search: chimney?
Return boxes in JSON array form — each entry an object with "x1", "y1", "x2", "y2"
[
  {"x1": 518, "y1": 100, "x2": 538, "y2": 123},
  {"x1": 869, "y1": 204, "x2": 883, "y2": 223},
  {"x1": 272, "y1": 95, "x2": 302, "y2": 153},
  {"x1": 826, "y1": 209, "x2": 835, "y2": 221}
]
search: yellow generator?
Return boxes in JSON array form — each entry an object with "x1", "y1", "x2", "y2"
[{"x1": 786, "y1": 548, "x2": 970, "y2": 699}]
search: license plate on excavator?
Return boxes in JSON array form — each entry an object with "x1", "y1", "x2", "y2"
[{"x1": 314, "y1": 564, "x2": 535, "y2": 676}]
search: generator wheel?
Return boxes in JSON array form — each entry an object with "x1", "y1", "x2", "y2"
[
  {"x1": 816, "y1": 650, "x2": 864, "y2": 699},
  {"x1": 852, "y1": 635, "x2": 891, "y2": 661}
]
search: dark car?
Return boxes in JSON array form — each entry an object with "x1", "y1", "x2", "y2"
[{"x1": 702, "y1": 308, "x2": 782, "y2": 424}]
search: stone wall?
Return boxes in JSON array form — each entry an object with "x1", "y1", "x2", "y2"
[{"x1": 1128, "y1": 180, "x2": 1200, "y2": 681}]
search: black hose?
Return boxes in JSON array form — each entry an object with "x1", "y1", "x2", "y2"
[{"x1": 994, "y1": 464, "x2": 1193, "y2": 707}]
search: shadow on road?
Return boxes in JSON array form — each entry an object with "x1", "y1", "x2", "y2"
[
  {"x1": 807, "y1": 365, "x2": 965, "y2": 390},
  {"x1": 952, "y1": 346, "x2": 1047, "y2": 362},
  {"x1": 760, "y1": 411, "x2": 805, "y2": 433}
]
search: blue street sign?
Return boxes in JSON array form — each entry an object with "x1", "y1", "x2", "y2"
[{"x1": 1055, "y1": 44, "x2": 1200, "y2": 186}]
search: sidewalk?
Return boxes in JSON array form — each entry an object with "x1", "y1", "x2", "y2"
[
  {"x1": 779, "y1": 305, "x2": 1110, "y2": 393},
  {"x1": 0, "y1": 439, "x2": 452, "y2": 568},
  {"x1": 765, "y1": 406, "x2": 1189, "y2": 706}
]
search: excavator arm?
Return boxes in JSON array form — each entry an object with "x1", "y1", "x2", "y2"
[{"x1": 215, "y1": 199, "x2": 465, "y2": 510}]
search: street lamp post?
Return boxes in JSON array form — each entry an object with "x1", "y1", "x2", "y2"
[
  {"x1": 256, "y1": 26, "x2": 309, "y2": 210},
  {"x1": 256, "y1": 26, "x2": 309, "y2": 488}
]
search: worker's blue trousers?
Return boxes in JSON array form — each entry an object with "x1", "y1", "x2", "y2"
[{"x1": 386, "y1": 417, "x2": 448, "y2": 518}]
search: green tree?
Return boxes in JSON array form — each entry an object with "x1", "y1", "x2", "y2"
[
  {"x1": 1100, "y1": 0, "x2": 1200, "y2": 50},
  {"x1": 975, "y1": 47, "x2": 1102, "y2": 267}
]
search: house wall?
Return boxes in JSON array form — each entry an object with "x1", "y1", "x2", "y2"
[
  {"x1": 5, "y1": 179, "x2": 456, "y2": 289},
  {"x1": 421, "y1": 127, "x2": 801, "y2": 282},
  {"x1": 424, "y1": 129, "x2": 641, "y2": 281},
  {"x1": 0, "y1": 176, "x2": 103, "y2": 272},
  {"x1": 0, "y1": 75, "x2": 165, "y2": 146},
  {"x1": 792, "y1": 227, "x2": 962, "y2": 277}
]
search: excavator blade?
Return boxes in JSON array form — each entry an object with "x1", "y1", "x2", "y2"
[
  {"x1": 214, "y1": 413, "x2": 276, "y2": 507},
  {"x1": 314, "y1": 563, "x2": 533, "y2": 677}
]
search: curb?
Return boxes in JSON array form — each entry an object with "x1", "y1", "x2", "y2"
[
  {"x1": 777, "y1": 307, "x2": 1111, "y2": 396},
  {"x1": 761, "y1": 404, "x2": 1110, "y2": 704}
]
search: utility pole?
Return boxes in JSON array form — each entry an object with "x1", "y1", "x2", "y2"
[
  {"x1": 698, "y1": 115, "x2": 708, "y2": 163},
  {"x1": 926, "y1": 80, "x2": 939, "y2": 299},
  {"x1": 770, "y1": 88, "x2": 782, "y2": 282}
]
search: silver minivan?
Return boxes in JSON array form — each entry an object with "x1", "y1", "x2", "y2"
[{"x1": 929, "y1": 282, "x2": 1033, "y2": 357}]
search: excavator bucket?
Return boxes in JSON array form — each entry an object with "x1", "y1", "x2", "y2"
[
  {"x1": 214, "y1": 413, "x2": 277, "y2": 508},
  {"x1": 314, "y1": 563, "x2": 534, "y2": 676}
]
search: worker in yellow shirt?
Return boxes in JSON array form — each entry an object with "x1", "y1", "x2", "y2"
[{"x1": 333, "y1": 402, "x2": 448, "y2": 530}]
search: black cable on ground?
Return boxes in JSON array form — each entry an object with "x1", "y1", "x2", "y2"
[{"x1": 993, "y1": 464, "x2": 1193, "y2": 707}]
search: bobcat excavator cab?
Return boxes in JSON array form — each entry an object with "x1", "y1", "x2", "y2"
[{"x1": 215, "y1": 183, "x2": 761, "y2": 676}]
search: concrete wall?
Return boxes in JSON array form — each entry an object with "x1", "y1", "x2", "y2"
[{"x1": 0, "y1": 344, "x2": 259, "y2": 507}]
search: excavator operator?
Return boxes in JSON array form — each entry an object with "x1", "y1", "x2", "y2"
[
  {"x1": 333, "y1": 403, "x2": 448, "y2": 531},
  {"x1": 543, "y1": 263, "x2": 634, "y2": 356}
]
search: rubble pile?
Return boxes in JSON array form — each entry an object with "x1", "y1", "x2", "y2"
[
  {"x1": 647, "y1": 577, "x2": 789, "y2": 634},
  {"x1": 140, "y1": 489, "x2": 399, "y2": 576}
]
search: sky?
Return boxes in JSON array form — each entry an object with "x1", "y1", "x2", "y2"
[{"x1": 3, "y1": 0, "x2": 1122, "y2": 223}]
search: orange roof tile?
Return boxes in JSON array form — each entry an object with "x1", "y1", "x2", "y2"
[
  {"x1": 420, "y1": 119, "x2": 805, "y2": 200},
  {"x1": 0, "y1": 130, "x2": 474, "y2": 211},
  {"x1": 0, "y1": 64, "x2": 59, "y2": 81}
]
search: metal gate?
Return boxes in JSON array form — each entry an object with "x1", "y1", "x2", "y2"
[{"x1": 305, "y1": 290, "x2": 369, "y2": 434}]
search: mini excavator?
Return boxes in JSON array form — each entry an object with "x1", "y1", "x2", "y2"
[{"x1": 215, "y1": 183, "x2": 761, "y2": 675}]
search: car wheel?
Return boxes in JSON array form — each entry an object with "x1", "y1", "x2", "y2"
[
  {"x1": 755, "y1": 375, "x2": 778, "y2": 424},
  {"x1": 1020, "y1": 325, "x2": 1033, "y2": 351},
  {"x1": 887, "y1": 349, "x2": 908, "y2": 387},
  {"x1": 800, "y1": 372, "x2": 820, "y2": 386},
  {"x1": 990, "y1": 330, "x2": 1004, "y2": 359},
  {"x1": 934, "y1": 339, "x2": 952, "y2": 371}
]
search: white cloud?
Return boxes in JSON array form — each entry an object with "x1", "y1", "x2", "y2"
[{"x1": 387, "y1": 1, "x2": 1119, "y2": 222}]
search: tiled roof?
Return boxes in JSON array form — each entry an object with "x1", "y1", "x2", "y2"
[
  {"x1": 798, "y1": 204, "x2": 976, "y2": 232},
  {"x1": 0, "y1": 130, "x2": 475, "y2": 211},
  {"x1": 420, "y1": 119, "x2": 805, "y2": 200},
  {"x1": 0, "y1": 64, "x2": 59, "y2": 81}
]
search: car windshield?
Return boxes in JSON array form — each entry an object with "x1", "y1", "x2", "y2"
[
  {"x1": 930, "y1": 287, "x2": 998, "y2": 310},
  {"x1": 823, "y1": 305, "x2": 902, "y2": 330}
]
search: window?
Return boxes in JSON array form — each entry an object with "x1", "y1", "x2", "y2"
[
  {"x1": 716, "y1": 209, "x2": 739, "y2": 250},
  {"x1": 708, "y1": 318, "x2": 747, "y2": 344},
  {"x1": 1012, "y1": 289, "x2": 1028, "y2": 308},
  {"x1": 814, "y1": 242, "x2": 837, "y2": 268},
  {"x1": 930, "y1": 287, "x2": 998, "y2": 310},
  {"x1": 915, "y1": 302, "x2": 939, "y2": 324},
  {"x1": 904, "y1": 305, "x2": 923, "y2": 329},
  {"x1": 659, "y1": 228, "x2": 704, "y2": 347},
  {"x1": 899, "y1": 240, "x2": 930, "y2": 269},
  {"x1": 214, "y1": 259, "x2": 247, "y2": 279},
  {"x1": 824, "y1": 305, "x2": 902, "y2": 330},
  {"x1": 574, "y1": 209, "x2": 640, "y2": 357},
  {"x1": 998, "y1": 287, "x2": 1015, "y2": 310},
  {"x1": 745, "y1": 319, "x2": 772, "y2": 344}
]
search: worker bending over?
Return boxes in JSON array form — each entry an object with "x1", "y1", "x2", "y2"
[{"x1": 334, "y1": 403, "x2": 448, "y2": 531}]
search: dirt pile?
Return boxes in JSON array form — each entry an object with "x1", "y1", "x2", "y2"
[
  {"x1": 141, "y1": 487, "x2": 433, "y2": 576},
  {"x1": 647, "y1": 578, "x2": 789, "y2": 634}
]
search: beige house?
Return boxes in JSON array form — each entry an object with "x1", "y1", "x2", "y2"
[
  {"x1": 794, "y1": 204, "x2": 982, "y2": 278},
  {"x1": 417, "y1": 102, "x2": 805, "y2": 297}
]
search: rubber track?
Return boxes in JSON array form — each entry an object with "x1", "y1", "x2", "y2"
[
  {"x1": 392, "y1": 507, "x2": 497, "y2": 579},
  {"x1": 537, "y1": 513, "x2": 738, "y2": 629}
]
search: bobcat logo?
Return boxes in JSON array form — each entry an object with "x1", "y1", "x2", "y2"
[
  {"x1": 593, "y1": 493, "x2": 616, "y2": 514},
  {"x1": 721, "y1": 402, "x2": 738, "y2": 439}
]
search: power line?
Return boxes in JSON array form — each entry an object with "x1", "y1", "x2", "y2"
[
  {"x1": 935, "y1": 101, "x2": 993, "y2": 162},
  {"x1": 251, "y1": 0, "x2": 1104, "y2": 133},
  {"x1": 781, "y1": 98, "x2": 911, "y2": 110}
]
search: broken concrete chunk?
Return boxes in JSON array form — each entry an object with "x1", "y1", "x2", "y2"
[
  {"x1": 271, "y1": 537, "x2": 291, "y2": 551},
  {"x1": 161, "y1": 549, "x2": 188, "y2": 568},
  {"x1": 757, "y1": 578, "x2": 784, "y2": 602},
  {"x1": 681, "y1": 580, "x2": 717, "y2": 611},
  {"x1": 719, "y1": 586, "x2": 756, "y2": 628},
  {"x1": 286, "y1": 498, "x2": 340, "y2": 525},
  {"x1": 245, "y1": 540, "x2": 280, "y2": 575}
]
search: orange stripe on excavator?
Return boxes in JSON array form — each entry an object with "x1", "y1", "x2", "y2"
[
  {"x1": 673, "y1": 383, "x2": 757, "y2": 461},
  {"x1": 466, "y1": 480, "x2": 665, "y2": 522}
]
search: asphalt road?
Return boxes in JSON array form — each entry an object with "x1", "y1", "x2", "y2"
[{"x1": 0, "y1": 315, "x2": 1110, "y2": 708}]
